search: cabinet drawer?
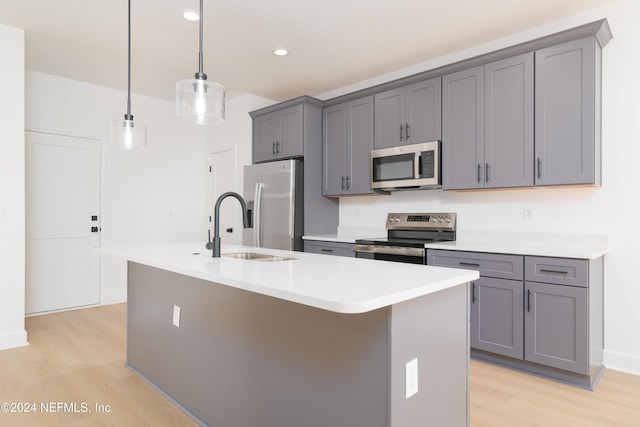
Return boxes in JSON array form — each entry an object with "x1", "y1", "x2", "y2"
[
  {"x1": 304, "y1": 241, "x2": 355, "y2": 258},
  {"x1": 427, "y1": 250, "x2": 523, "y2": 280},
  {"x1": 525, "y1": 256, "x2": 589, "y2": 287}
]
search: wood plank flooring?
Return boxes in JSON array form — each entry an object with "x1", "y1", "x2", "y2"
[{"x1": 0, "y1": 304, "x2": 638, "y2": 426}]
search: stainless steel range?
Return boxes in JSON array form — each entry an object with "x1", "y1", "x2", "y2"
[{"x1": 354, "y1": 213, "x2": 456, "y2": 264}]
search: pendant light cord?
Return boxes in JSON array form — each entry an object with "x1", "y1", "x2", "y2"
[
  {"x1": 196, "y1": 0, "x2": 207, "y2": 80},
  {"x1": 125, "y1": 0, "x2": 133, "y2": 120}
]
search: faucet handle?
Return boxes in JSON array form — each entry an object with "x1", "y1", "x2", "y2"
[{"x1": 206, "y1": 229, "x2": 213, "y2": 250}]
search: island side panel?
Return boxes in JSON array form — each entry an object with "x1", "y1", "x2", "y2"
[
  {"x1": 389, "y1": 283, "x2": 470, "y2": 427},
  {"x1": 127, "y1": 262, "x2": 390, "y2": 427}
]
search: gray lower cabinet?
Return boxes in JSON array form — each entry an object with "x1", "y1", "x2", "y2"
[
  {"x1": 442, "y1": 53, "x2": 534, "y2": 190},
  {"x1": 374, "y1": 77, "x2": 441, "y2": 149},
  {"x1": 524, "y1": 281, "x2": 588, "y2": 374},
  {"x1": 535, "y1": 37, "x2": 601, "y2": 186},
  {"x1": 427, "y1": 249, "x2": 604, "y2": 388},
  {"x1": 303, "y1": 240, "x2": 355, "y2": 258},
  {"x1": 323, "y1": 96, "x2": 374, "y2": 196},
  {"x1": 471, "y1": 277, "x2": 524, "y2": 359}
]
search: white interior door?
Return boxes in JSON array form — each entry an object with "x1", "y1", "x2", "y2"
[
  {"x1": 26, "y1": 131, "x2": 101, "y2": 314},
  {"x1": 208, "y1": 148, "x2": 239, "y2": 245}
]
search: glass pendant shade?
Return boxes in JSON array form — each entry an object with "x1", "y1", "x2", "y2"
[
  {"x1": 176, "y1": 78, "x2": 225, "y2": 125},
  {"x1": 109, "y1": 117, "x2": 147, "y2": 150}
]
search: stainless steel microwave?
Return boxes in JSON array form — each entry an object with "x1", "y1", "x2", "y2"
[{"x1": 371, "y1": 141, "x2": 441, "y2": 192}]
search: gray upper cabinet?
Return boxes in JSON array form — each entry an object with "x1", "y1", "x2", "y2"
[
  {"x1": 374, "y1": 78, "x2": 441, "y2": 149},
  {"x1": 253, "y1": 104, "x2": 304, "y2": 163},
  {"x1": 443, "y1": 53, "x2": 534, "y2": 190},
  {"x1": 442, "y1": 65, "x2": 485, "y2": 190},
  {"x1": 535, "y1": 37, "x2": 600, "y2": 186},
  {"x1": 323, "y1": 96, "x2": 374, "y2": 196}
]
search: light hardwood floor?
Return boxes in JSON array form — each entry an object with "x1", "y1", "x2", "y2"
[{"x1": 1, "y1": 304, "x2": 639, "y2": 426}]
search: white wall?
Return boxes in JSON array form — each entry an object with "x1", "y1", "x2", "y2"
[
  {"x1": 318, "y1": 0, "x2": 640, "y2": 374},
  {"x1": 0, "y1": 24, "x2": 27, "y2": 350},
  {"x1": 25, "y1": 71, "x2": 207, "y2": 305}
]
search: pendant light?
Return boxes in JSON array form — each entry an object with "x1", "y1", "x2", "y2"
[
  {"x1": 109, "y1": 0, "x2": 146, "y2": 149},
  {"x1": 176, "y1": 0, "x2": 225, "y2": 125}
]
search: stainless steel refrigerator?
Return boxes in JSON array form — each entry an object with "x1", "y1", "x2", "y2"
[{"x1": 242, "y1": 159, "x2": 304, "y2": 251}]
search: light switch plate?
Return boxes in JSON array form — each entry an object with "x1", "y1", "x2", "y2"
[
  {"x1": 405, "y1": 358, "x2": 418, "y2": 399},
  {"x1": 172, "y1": 305, "x2": 181, "y2": 327}
]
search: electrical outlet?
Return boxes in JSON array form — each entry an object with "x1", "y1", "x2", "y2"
[
  {"x1": 405, "y1": 358, "x2": 419, "y2": 399},
  {"x1": 523, "y1": 207, "x2": 536, "y2": 222},
  {"x1": 172, "y1": 305, "x2": 181, "y2": 327}
]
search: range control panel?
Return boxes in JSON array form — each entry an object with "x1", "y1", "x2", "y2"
[{"x1": 386, "y1": 212, "x2": 456, "y2": 230}]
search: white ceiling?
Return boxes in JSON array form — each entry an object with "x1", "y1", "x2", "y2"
[{"x1": 0, "y1": 0, "x2": 617, "y2": 102}]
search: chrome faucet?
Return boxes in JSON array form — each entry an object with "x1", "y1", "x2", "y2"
[{"x1": 209, "y1": 192, "x2": 250, "y2": 257}]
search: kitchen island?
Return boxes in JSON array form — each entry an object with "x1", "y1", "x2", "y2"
[{"x1": 100, "y1": 242, "x2": 479, "y2": 427}]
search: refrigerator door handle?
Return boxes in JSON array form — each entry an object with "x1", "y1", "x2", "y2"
[{"x1": 253, "y1": 182, "x2": 264, "y2": 247}]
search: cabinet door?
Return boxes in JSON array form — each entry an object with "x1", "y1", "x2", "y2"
[
  {"x1": 535, "y1": 37, "x2": 597, "y2": 186},
  {"x1": 347, "y1": 96, "x2": 374, "y2": 195},
  {"x1": 253, "y1": 112, "x2": 277, "y2": 163},
  {"x1": 442, "y1": 65, "x2": 485, "y2": 190},
  {"x1": 471, "y1": 277, "x2": 524, "y2": 359},
  {"x1": 524, "y1": 282, "x2": 589, "y2": 374},
  {"x1": 278, "y1": 104, "x2": 304, "y2": 158},
  {"x1": 406, "y1": 77, "x2": 442, "y2": 144},
  {"x1": 323, "y1": 103, "x2": 348, "y2": 196},
  {"x1": 374, "y1": 87, "x2": 404, "y2": 149},
  {"x1": 484, "y1": 53, "x2": 534, "y2": 188}
]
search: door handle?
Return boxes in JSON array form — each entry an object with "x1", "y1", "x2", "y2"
[
  {"x1": 472, "y1": 282, "x2": 476, "y2": 304},
  {"x1": 346, "y1": 176, "x2": 351, "y2": 190},
  {"x1": 400, "y1": 124, "x2": 404, "y2": 141},
  {"x1": 341, "y1": 176, "x2": 346, "y2": 191},
  {"x1": 477, "y1": 164, "x2": 481, "y2": 183},
  {"x1": 537, "y1": 158, "x2": 542, "y2": 179},
  {"x1": 527, "y1": 289, "x2": 532, "y2": 312},
  {"x1": 405, "y1": 123, "x2": 410, "y2": 139},
  {"x1": 485, "y1": 163, "x2": 489, "y2": 182}
]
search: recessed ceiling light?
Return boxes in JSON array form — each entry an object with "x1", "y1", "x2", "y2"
[
  {"x1": 183, "y1": 9, "x2": 199, "y2": 21},
  {"x1": 273, "y1": 48, "x2": 289, "y2": 57}
]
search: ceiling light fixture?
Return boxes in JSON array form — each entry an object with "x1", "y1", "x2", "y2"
[
  {"x1": 109, "y1": 0, "x2": 146, "y2": 150},
  {"x1": 176, "y1": 0, "x2": 225, "y2": 125},
  {"x1": 182, "y1": 9, "x2": 199, "y2": 21},
  {"x1": 273, "y1": 48, "x2": 289, "y2": 56}
]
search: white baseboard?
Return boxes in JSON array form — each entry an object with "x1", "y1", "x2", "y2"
[
  {"x1": 604, "y1": 350, "x2": 640, "y2": 376},
  {"x1": 102, "y1": 292, "x2": 126, "y2": 305},
  {"x1": 0, "y1": 329, "x2": 28, "y2": 351}
]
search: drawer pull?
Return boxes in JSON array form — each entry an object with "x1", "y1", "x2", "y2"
[
  {"x1": 527, "y1": 289, "x2": 532, "y2": 312},
  {"x1": 459, "y1": 262, "x2": 480, "y2": 267},
  {"x1": 320, "y1": 248, "x2": 334, "y2": 253},
  {"x1": 540, "y1": 269, "x2": 569, "y2": 275},
  {"x1": 472, "y1": 283, "x2": 476, "y2": 304}
]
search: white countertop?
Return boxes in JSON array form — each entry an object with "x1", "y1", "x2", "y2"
[
  {"x1": 425, "y1": 231, "x2": 608, "y2": 259},
  {"x1": 99, "y1": 242, "x2": 478, "y2": 314}
]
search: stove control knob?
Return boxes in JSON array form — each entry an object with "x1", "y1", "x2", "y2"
[
  {"x1": 438, "y1": 217, "x2": 444, "y2": 223},
  {"x1": 431, "y1": 217, "x2": 437, "y2": 223},
  {"x1": 445, "y1": 216, "x2": 452, "y2": 223}
]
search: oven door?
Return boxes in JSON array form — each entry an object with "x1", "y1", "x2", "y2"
[{"x1": 354, "y1": 244, "x2": 426, "y2": 264}]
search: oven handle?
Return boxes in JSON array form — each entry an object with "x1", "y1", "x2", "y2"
[{"x1": 354, "y1": 244, "x2": 425, "y2": 258}]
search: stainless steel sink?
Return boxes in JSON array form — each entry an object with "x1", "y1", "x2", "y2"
[{"x1": 222, "y1": 252, "x2": 296, "y2": 262}]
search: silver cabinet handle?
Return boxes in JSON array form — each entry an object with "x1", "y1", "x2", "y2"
[
  {"x1": 405, "y1": 123, "x2": 410, "y2": 139},
  {"x1": 477, "y1": 164, "x2": 481, "y2": 183},
  {"x1": 485, "y1": 163, "x2": 490, "y2": 182},
  {"x1": 540, "y1": 269, "x2": 569, "y2": 275},
  {"x1": 346, "y1": 176, "x2": 351, "y2": 190}
]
